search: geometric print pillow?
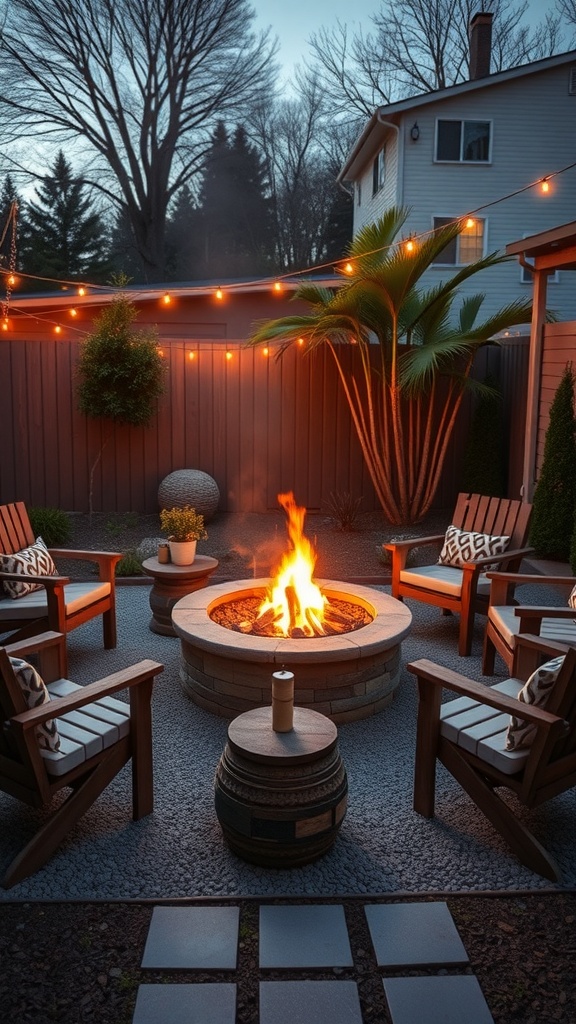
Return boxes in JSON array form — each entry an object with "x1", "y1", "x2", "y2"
[
  {"x1": 0, "y1": 536, "x2": 58, "y2": 599},
  {"x1": 437, "y1": 524, "x2": 510, "y2": 570},
  {"x1": 8, "y1": 656, "x2": 61, "y2": 752},
  {"x1": 568, "y1": 584, "x2": 576, "y2": 621},
  {"x1": 505, "y1": 654, "x2": 565, "y2": 751}
]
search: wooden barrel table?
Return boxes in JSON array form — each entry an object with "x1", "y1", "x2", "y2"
[
  {"x1": 214, "y1": 706, "x2": 348, "y2": 867},
  {"x1": 141, "y1": 555, "x2": 219, "y2": 636}
]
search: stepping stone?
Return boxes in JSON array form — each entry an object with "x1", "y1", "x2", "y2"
[
  {"x1": 260, "y1": 981, "x2": 362, "y2": 1024},
  {"x1": 383, "y1": 976, "x2": 495, "y2": 1024},
  {"x1": 259, "y1": 904, "x2": 353, "y2": 968},
  {"x1": 365, "y1": 902, "x2": 469, "y2": 967},
  {"x1": 132, "y1": 983, "x2": 236, "y2": 1024},
  {"x1": 141, "y1": 906, "x2": 239, "y2": 969}
]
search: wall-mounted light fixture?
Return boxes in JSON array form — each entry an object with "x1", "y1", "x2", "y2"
[{"x1": 410, "y1": 122, "x2": 420, "y2": 141}]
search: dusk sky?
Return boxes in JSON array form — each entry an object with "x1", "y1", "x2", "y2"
[{"x1": 251, "y1": 0, "x2": 562, "y2": 86}]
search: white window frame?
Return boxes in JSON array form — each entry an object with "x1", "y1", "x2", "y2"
[
  {"x1": 372, "y1": 146, "x2": 386, "y2": 194},
  {"x1": 431, "y1": 215, "x2": 487, "y2": 267},
  {"x1": 434, "y1": 119, "x2": 492, "y2": 163}
]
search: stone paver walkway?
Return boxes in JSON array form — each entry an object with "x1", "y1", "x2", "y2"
[{"x1": 133, "y1": 900, "x2": 495, "y2": 1023}]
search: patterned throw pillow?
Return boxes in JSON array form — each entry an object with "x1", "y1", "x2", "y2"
[
  {"x1": 0, "y1": 536, "x2": 58, "y2": 599},
  {"x1": 8, "y1": 656, "x2": 61, "y2": 752},
  {"x1": 437, "y1": 524, "x2": 510, "y2": 569},
  {"x1": 568, "y1": 584, "x2": 576, "y2": 620},
  {"x1": 505, "y1": 655, "x2": 565, "y2": 751}
]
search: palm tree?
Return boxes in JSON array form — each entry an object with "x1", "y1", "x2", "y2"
[{"x1": 248, "y1": 207, "x2": 533, "y2": 526}]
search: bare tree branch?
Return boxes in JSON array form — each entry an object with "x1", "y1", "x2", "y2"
[{"x1": 0, "y1": 0, "x2": 278, "y2": 278}]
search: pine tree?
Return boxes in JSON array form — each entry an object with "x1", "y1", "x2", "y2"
[
  {"x1": 21, "y1": 151, "x2": 111, "y2": 284},
  {"x1": 165, "y1": 186, "x2": 202, "y2": 281},
  {"x1": 530, "y1": 365, "x2": 576, "y2": 560},
  {"x1": 0, "y1": 174, "x2": 23, "y2": 272}
]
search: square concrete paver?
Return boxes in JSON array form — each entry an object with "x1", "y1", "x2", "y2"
[
  {"x1": 260, "y1": 981, "x2": 363, "y2": 1024},
  {"x1": 259, "y1": 904, "x2": 353, "y2": 968},
  {"x1": 141, "y1": 906, "x2": 239, "y2": 969},
  {"x1": 365, "y1": 902, "x2": 469, "y2": 967},
  {"x1": 132, "y1": 983, "x2": 236, "y2": 1024},
  {"x1": 383, "y1": 976, "x2": 495, "y2": 1024}
]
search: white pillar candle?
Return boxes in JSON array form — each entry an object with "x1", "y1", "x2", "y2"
[{"x1": 272, "y1": 670, "x2": 294, "y2": 732}]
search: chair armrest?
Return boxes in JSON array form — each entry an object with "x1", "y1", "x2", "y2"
[
  {"x1": 408, "y1": 657, "x2": 565, "y2": 729},
  {"x1": 486, "y1": 572, "x2": 576, "y2": 586},
  {"x1": 515, "y1": 632, "x2": 570, "y2": 659},
  {"x1": 49, "y1": 549, "x2": 122, "y2": 582},
  {"x1": 0, "y1": 570, "x2": 70, "y2": 588},
  {"x1": 11, "y1": 660, "x2": 164, "y2": 731},
  {"x1": 460, "y1": 546, "x2": 534, "y2": 572},
  {"x1": 383, "y1": 533, "x2": 446, "y2": 554},
  {"x1": 514, "y1": 606, "x2": 576, "y2": 621},
  {"x1": 3, "y1": 630, "x2": 66, "y2": 681}
]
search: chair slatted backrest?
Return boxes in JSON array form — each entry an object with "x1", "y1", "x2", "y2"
[
  {"x1": 453, "y1": 493, "x2": 532, "y2": 550},
  {"x1": 0, "y1": 647, "x2": 52, "y2": 801},
  {"x1": 0, "y1": 502, "x2": 35, "y2": 556},
  {"x1": 519, "y1": 647, "x2": 576, "y2": 802}
]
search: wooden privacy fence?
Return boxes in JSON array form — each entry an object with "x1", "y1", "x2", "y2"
[{"x1": 0, "y1": 335, "x2": 528, "y2": 515}]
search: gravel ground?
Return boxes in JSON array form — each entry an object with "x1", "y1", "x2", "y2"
[{"x1": 2, "y1": 507, "x2": 575, "y2": 1023}]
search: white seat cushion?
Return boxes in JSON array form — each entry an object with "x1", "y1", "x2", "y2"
[
  {"x1": 0, "y1": 582, "x2": 111, "y2": 621},
  {"x1": 400, "y1": 564, "x2": 492, "y2": 599},
  {"x1": 41, "y1": 678, "x2": 130, "y2": 777},
  {"x1": 488, "y1": 604, "x2": 576, "y2": 648},
  {"x1": 440, "y1": 678, "x2": 529, "y2": 775}
]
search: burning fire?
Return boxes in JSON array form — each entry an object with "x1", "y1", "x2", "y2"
[{"x1": 256, "y1": 492, "x2": 327, "y2": 637}]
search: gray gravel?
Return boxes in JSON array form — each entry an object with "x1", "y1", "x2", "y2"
[{"x1": 1, "y1": 580, "x2": 574, "y2": 900}]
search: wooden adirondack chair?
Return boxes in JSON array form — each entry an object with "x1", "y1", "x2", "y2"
[
  {"x1": 409, "y1": 634, "x2": 576, "y2": 881},
  {"x1": 482, "y1": 570, "x2": 576, "y2": 676},
  {"x1": 0, "y1": 630, "x2": 163, "y2": 889},
  {"x1": 384, "y1": 493, "x2": 533, "y2": 656},
  {"x1": 0, "y1": 502, "x2": 122, "y2": 673}
]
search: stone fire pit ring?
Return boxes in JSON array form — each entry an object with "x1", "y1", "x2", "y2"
[{"x1": 171, "y1": 579, "x2": 412, "y2": 723}]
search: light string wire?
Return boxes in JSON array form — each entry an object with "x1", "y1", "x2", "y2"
[{"x1": 1, "y1": 161, "x2": 575, "y2": 338}]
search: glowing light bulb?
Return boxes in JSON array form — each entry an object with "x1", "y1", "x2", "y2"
[
  {"x1": 263, "y1": 347, "x2": 269, "y2": 356},
  {"x1": 540, "y1": 178, "x2": 550, "y2": 193},
  {"x1": 344, "y1": 261, "x2": 354, "y2": 274},
  {"x1": 162, "y1": 293, "x2": 171, "y2": 305},
  {"x1": 226, "y1": 350, "x2": 232, "y2": 361},
  {"x1": 464, "y1": 217, "x2": 475, "y2": 229},
  {"x1": 2, "y1": 320, "x2": 8, "y2": 331},
  {"x1": 8, "y1": 274, "x2": 16, "y2": 287},
  {"x1": 78, "y1": 286, "x2": 86, "y2": 296},
  {"x1": 215, "y1": 287, "x2": 223, "y2": 300},
  {"x1": 297, "y1": 337, "x2": 305, "y2": 346},
  {"x1": 188, "y1": 351, "x2": 195, "y2": 361},
  {"x1": 273, "y1": 281, "x2": 282, "y2": 292},
  {"x1": 54, "y1": 325, "x2": 62, "y2": 334},
  {"x1": 405, "y1": 238, "x2": 415, "y2": 254},
  {"x1": 69, "y1": 308, "x2": 78, "y2": 317},
  {"x1": 157, "y1": 347, "x2": 164, "y2": 357}
]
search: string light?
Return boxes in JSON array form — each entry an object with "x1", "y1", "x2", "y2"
[
  {"x1": 215, "y1": 287, "x2": 224, "y2": 300},
  {"x1": 78, "y1": 286, "x2": 86, "y2": 296},
  {"x1": 262, "y1": 347, "x2": 269, "y2": 356},
  {"x1": 226, "y1": 350, "x2": 232, "y2": 360},
  {"x1": 273, "y1": 281, "x2": 282, "y2": 293},
  {"x1": 162, "y1": 292, "x2": 171, "y2": 305},
  {"x1": 540, "y1": 178, "x2": 550, "y2": 194},
  {"x1": 8, "y1": 274, "x2": 16, "y2": 287},
  {"x1": 54, "y1": 325, "x2": 62, "y2": 334},
  {"x1": 69, "y1": 308, "x2": 78, "y2": 317},
  {"x1": 404, "y1": 237, "x2": 416, "y2": 254},
  {"x1": 464, "y1": 217, "x2": 476, "y2": 229},
  {"x1": 297, "y1": 337, "x2": 305, "y2": 346},
  {"x1": 188, "y1": 351, "x2": 196, "y2": 361},
  {"x1": 2, "y1": 319, "x2": 8, "y2": 331},
  {"x1": 343, "y1": 261, "x2": 354, "y2": 274}
]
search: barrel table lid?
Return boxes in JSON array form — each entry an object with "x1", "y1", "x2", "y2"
[{"x1": 227, "y1": 706, "x2": 338, "y2": 766}]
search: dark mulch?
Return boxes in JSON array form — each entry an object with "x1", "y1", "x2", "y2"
[{"x1": 1, "y1": 892, "x2": 575, "y2": 1024}]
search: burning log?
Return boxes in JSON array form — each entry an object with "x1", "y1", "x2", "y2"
[{"x1": 285, "y1": 584, "x2": 300, "y2": 632}]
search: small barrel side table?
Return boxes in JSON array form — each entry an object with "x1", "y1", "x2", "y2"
[
  {"x1": 214, "y1": 706, "x2": 348, "y2": 867},
  {"x1": 142, "y1": 555, "x2": 219, "y2": 636}
]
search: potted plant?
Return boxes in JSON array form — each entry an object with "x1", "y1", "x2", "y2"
[{"x1": 159, "y1": 506, "x2": 207, "y2": 566}]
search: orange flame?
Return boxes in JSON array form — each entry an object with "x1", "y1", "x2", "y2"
[{"x1": 258, "y1": 492, "x2": 326, "y2": 636}]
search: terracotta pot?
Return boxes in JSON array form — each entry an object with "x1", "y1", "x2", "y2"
[{"x1": 168, "y1": 540, "x2": 197, "y2": 566}]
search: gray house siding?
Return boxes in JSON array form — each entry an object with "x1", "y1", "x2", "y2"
[{"x1": 349, "y1": 57, "x2": 576, "y2": 323}]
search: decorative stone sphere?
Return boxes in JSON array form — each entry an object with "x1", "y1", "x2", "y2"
[{"x1": 158, "y1": 469, "x2": 220, "y2": 521}]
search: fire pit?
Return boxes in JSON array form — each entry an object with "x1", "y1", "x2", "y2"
[{"x1": 171, "y1": 493, "x2": 412, "y2": 723}]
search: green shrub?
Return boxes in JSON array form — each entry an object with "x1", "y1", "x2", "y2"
[
  {"x1": 28, "y1": 506, "x2": 71, "y2": 546},
  {"x1": 324, "y1": 492, "x2": 363, "y2": 531},
  {"x1": 530, "y1": 365, "x2": 576, "y2": 560},
  {"x1": 115, "y1": 549, "x2": 144, "y2": 576}
]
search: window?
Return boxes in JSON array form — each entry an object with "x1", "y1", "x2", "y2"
[
  {"x1": 372, "y1": 146, "x2": 386, "y2": 194},
  {"x1": 432, "y1": 216, "x2": 485, "y2": 265},
  {"x1": 436, "y1": 119, "x2": 491, "y2": 162}
]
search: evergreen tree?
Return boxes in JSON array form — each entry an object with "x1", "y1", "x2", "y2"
[
  {"x1": 530, "y1": 365, "x2": 576, "y2": 560},
  {"x1": 197, "y1": 122, "x2": 275, "y2": 278},
  {"x1": 165, "y1": 186, "x2": 202, "y2": 281},
  {"x1": 0, "y1": 174, "x2": 23, "y2": 272},
  {"x1": 21, "y1": 151, "x2": 111, "y2": 284},
  {"x1": 109, "y1": 205, "x2": 146, "y2": 282}
]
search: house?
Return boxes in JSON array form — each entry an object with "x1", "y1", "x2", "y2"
[{"x1": 337, "y1": 12, "x2": 576, "y2": 323}]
